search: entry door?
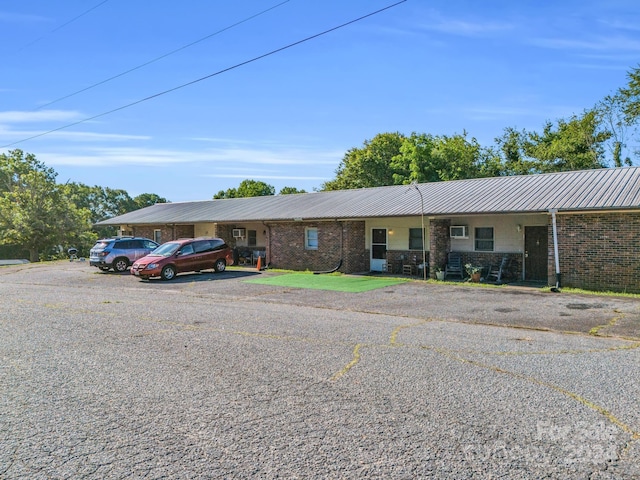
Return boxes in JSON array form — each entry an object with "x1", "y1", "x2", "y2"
[
  {"x1": 524, "y1": 226, "x2": 548, "y2": 281},
  {"x1": 371, "y1": 228, "x2": 387, "y2": 272}
]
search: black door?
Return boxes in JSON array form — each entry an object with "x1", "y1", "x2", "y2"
[{"x1": 525, "y1": 226, "x2": 548, "y2": 281}]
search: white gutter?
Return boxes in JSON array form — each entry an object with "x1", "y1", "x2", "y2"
[{"x1": 549, "y1": 209, "x2": 561, "y2": 290}]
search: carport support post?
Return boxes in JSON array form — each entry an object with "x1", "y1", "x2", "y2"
[{"x1": 549, "y1": 209, "x2": 561, "y2": 289}]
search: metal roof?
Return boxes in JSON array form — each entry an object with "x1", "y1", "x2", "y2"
[{"x1": 97, "y1": 167, "x2": 640, "y2": 225}]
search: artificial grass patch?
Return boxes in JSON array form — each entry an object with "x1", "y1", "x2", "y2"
[{"x1": 245, "y1": 273, "x2": 409, "y2": 292}]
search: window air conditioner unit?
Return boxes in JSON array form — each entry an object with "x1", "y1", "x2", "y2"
[
  {"x1": 232, "y1": 228, "x2": 246, "y2": 238},
  {"x1": 450, "y1": 225, "x2": 468, "y2": 239}
]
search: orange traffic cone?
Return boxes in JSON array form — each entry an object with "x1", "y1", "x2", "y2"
[{"x1": 256, "y1": 255, "x2": 262, "y2": 271}]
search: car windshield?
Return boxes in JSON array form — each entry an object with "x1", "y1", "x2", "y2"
[{"x1": 148, "y1": 242, "x2": 180, "y2": 257}]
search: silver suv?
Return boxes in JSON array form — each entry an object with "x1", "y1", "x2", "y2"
[{"x1": 89, "y1": 237, "x2": 159, "y2": 272}]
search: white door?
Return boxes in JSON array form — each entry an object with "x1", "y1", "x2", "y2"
[{"x1": 370, "y1": 228, "x2": 387, "y2": 272}]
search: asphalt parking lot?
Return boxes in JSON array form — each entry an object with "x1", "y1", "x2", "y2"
[{"x1": 1, "y1": 261, "x2": 639, "y2": 479}]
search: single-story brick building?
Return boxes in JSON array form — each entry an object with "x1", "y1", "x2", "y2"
[{"x1": 97, "y1": 167, "x2": 640, "y2": 292}]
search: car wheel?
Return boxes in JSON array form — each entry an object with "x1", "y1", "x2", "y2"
[
  {"x1": 214, "y1": 258, "x2": 226, "y2": 273},
  {"x1": 113, "y1": 258, "x2": 129, "y2": 272},
  {"x1": 161, "y1": 265, "x2": 176, "y2": 281},
  {"x1": 99, "y1": 266, "x2": 110, "y2": 272}
]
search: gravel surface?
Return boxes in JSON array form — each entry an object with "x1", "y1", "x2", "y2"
[{"x1": 1, "y1": 262, "x2": 639, "y2": 479}]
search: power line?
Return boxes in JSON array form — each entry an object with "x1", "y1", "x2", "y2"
[
  {"x1": 37, "y1": 0, "x2": 292, "y2": 109},
  {"x1": 17, "y1": 0, "x2": 111, "y2": 53},
  {"x1": 1, "y1": 0, "x2": 407, "y2": 149}
]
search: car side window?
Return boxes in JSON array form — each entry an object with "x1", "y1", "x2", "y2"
[
  {"x1": 143, "y1": 240, "x2": 157, "y2": 249},
  {"x1": 130, "y1": 240, "x2": 143, "y2": 249},
  {"x1": 193, "y1": 240, "x2": 211, "y2": 254},
  {"x1": 118, "y1": 240, "x2": 132, "y2": 249},
  {"x1": 179, "y1": 244, "x2": 194, "y2": 256},
  {"x1": 211, "y1": 239, "x2": 226, "y2": 251}
]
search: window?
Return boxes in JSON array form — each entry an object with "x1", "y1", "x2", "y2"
[
  {"x1": 248, "y1": 230, "x2": 257, "y2": 247},
  {"x1": 211, "y1": 239, "x2": 227, "y2": 251},
  {"x1": 154, "y1": 229, "x2": 162, "y2": 244},
  {"x1": 409, "y1": 228, "x2": 424, "y2": 250},
  {"x1": 194, "y1": 240, "x2": 212, "y2": 253},
  {"x1": 475, "y1": 227, "x2": 494, "y2": 251},
  {"x1": 179, "y1": 244, "x2": 194, "y2": 256},
  {"x1": 117, "y1": 240, "x2": 133, "y2": 249},
  {"x1": 305, "y1": 227, "x2": 318, "y2": 250}
]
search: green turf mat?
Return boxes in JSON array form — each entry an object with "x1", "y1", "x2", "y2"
[{"x1": 245, "y1": 273, "x2": 408, "y2": 292}]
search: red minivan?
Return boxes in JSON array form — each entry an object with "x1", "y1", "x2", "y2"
[{"x1": 131, "y1": 237, "x2": 234, "y2": 280}]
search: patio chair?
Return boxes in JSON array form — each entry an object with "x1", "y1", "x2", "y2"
[
  {"x1": 444, "y1": 252, "x2": 464, "y2": 279},
  {"x1": 486, "y1": 255, "x2": 510, "y2": 283}
]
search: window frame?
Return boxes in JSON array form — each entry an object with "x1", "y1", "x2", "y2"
[
  {"x1": 408, "y1": 228, "x2": 425, "y2": 251},
  {"x1": 248, "y1": 229, "x2": 257, "y2": 247},
  {"x1": 474, "y1": 227, "x2": 494, "y2": 252},
  {"x1": 305, "y1": 227, "x2": 318, "y2": 250}
]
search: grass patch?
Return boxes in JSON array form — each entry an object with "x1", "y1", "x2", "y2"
[
  {"x1": 245, "y1": 273, "x2": 409, "y2": 292},
  {"x1": 542, "y1": 286, "x2": 640, "y2": 299}
]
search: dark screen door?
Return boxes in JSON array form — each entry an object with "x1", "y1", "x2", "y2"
[{"x1": 525, "y1": 226, "x2": 548, "y2": 281}]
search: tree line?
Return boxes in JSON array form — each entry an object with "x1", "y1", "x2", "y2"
[
  {"x1": 0, "y1": 149, "x2": 167, "y2": 262},
  {"x1": 1, "y1": 65, "x2": 638, "y2": 262}
]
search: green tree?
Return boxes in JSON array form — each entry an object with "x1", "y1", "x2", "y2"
[
  {"x1": 619, "y1": 64, "x2": 640, "y2": 124},
  {"x1": 321, "y1": 132, "x2": 406, "y2": 190},
  {"x1": 134, "y1": 193, "x2": 169, "y2": 208},
  {"x1": 596, "y1": 94, "x2": 633, "y2": 167},
  {"x1": 0, "y1": 149, "x2": 57, "y2": 192},
  {"x1": 430, "y1": 132, "x2": 502, "y2": 181},
  {"x1": 494, "y1": 127, "x2": 538, "y2": 175},
  {"x1": 214, "y1": 179, "x2": 275, "y2": 199},
  {"x1": 278, "y1": 186, "x2": 306, "y2": 195},
  {"x1": 523, "y1": 110, "x2": 610, "y2": 172},
  {"x1": 0, "y1": 150, "x2": 93, "y2": 262},
  {"x1": 322, "y1": 131, "x2": 501, "y2": 190}
]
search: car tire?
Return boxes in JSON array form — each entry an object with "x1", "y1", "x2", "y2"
[
  {"x1": 113, "y1": 257, "x2": 129, "y2": 272},
  {"x1": 214, "y1": 259, "x2": 226, "y2": 273},
  {"x1": 161, "y1": 265, "x2": 176, "y2": 281}
]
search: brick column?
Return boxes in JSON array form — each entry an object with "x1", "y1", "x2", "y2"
[{"x1": 429, "y1": 218, "x2": 451, "y2": 278}]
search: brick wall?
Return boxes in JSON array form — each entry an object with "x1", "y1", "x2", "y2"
[
  {"x1": 267, "y1": 221, "x2": 366, "y2": 273},
  {"x1": 133, "y1": 225, "x2": 194, "y2": 243},
  {"x1": 555, "y1": 212, "x2": 640, "y2": 292},
  {"x1": 342, "y1": 221, "x2": 367, "y2": 273}
]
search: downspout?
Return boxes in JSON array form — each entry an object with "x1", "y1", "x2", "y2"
[{"x1": 549, "y1": 209, "x2": 561, "y2": 291}]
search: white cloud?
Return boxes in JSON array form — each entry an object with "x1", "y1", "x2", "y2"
[
  {"x1": 41, "y1": 148, "x2": 194, "y2": 167},
  {"x1": 35, "y1": 144, "x2": 341, "y2": 170},
  {"x1": 529, "y1": 35, "x2": 640, "y2": 52},
  {"x1": 0, "y1": 109, "x2": 83, "y2": 123},
  {"x1": 200, "y1": 147, "x2": 339, "y2": 166},
  {"x1": 208, "y1": 174, "x2": 328, "y2": 181},
  {"x1": 419, "y1": 10, "x2": 514, "y2": 37}
]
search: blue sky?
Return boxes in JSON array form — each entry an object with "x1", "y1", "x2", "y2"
[{"x1": 1, "y1": 0, "x2": 638, "y2": 202}]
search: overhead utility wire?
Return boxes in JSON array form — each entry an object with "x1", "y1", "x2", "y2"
[
  {"x1": 18, "y1": 0, "x2": 111, "y2": 52},
  {"x1": 37, "y1": 0, "x2": 292, "y2": 109},
  {"x1": 1, "y1": 0, "x2": 407, "y2": 149}
]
